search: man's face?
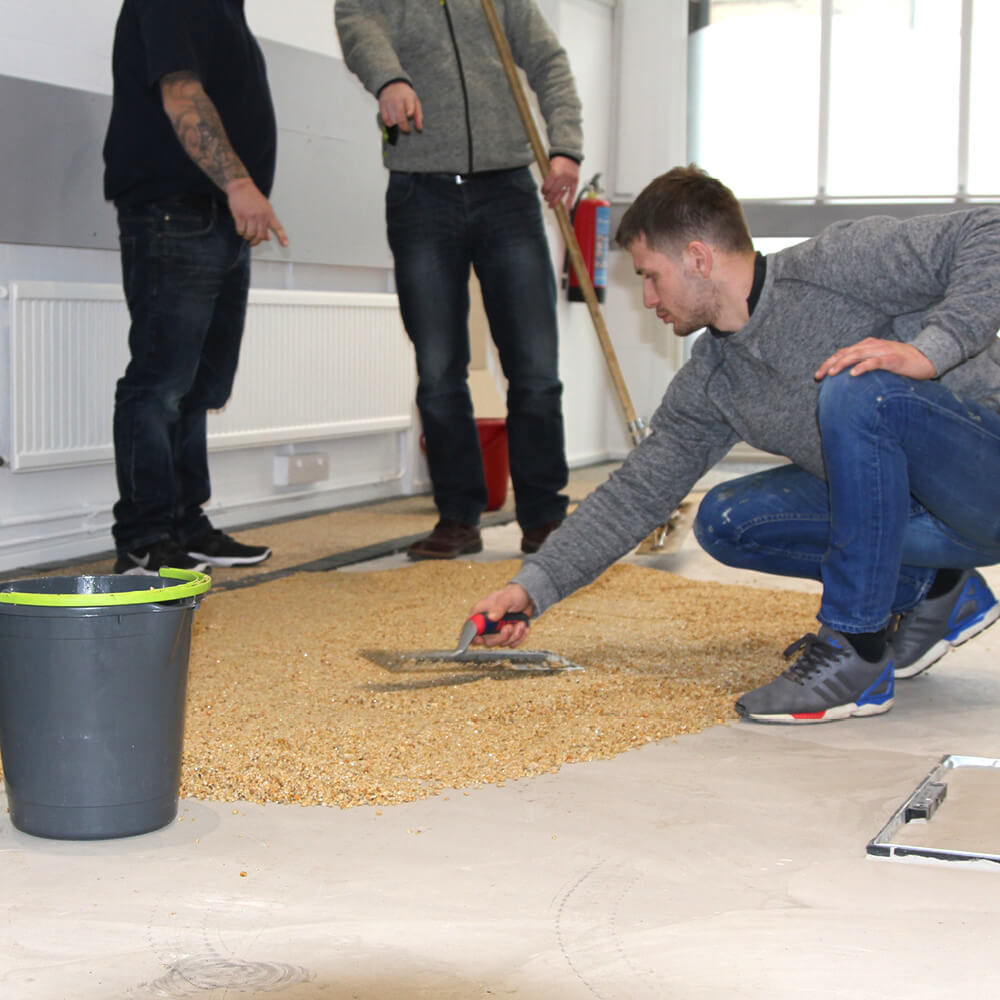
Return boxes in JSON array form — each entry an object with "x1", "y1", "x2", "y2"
[{"x1": 629, "y1": 234, "x2": 716, "y2": 337}]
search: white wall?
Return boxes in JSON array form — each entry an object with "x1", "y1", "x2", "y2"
[
  {"x1": 557, "y1": 0, "x2": 689, "y2": 459},
  {"x1": 0, "y1": 0, "x2": 689, "y2": 572}
]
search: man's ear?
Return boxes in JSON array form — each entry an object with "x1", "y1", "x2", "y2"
[{"x1": 686, "y1": 240, "x2": 713, "y2": 277}]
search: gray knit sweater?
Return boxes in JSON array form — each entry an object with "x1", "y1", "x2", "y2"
[
  {"x1": 515, "y1": 208, "x2": 1000, "y2": 616},
  {"x1": 334, "y1": 0, "x2": 583, "y2": 174}
]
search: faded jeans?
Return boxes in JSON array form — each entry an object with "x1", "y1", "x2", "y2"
[
  {"x1": 694, "y1": 371, "x2": 1000, "y2": 633},
  {"x1": 386, "y1": 167, "x2": 568, "y2": 531},
  {"x1": 112, "y1": 196, "x2": 250, "y2": 554}
]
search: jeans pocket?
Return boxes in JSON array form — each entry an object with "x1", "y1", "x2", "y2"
[{"x1": 156, "y1": 204, "x2": 216, "y2": 239}]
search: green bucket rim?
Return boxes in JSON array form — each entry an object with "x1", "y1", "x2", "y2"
[{"x1": 0, "y1": 568, "x2": 212, "y2": 607}]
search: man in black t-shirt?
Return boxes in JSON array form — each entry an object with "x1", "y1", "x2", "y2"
[{"x1": 103, "y1": 0, "x2": 287, "y2": 575}]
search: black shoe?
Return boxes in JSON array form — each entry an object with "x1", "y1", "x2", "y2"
[
  {"x1": 407, "y1": 520, "x2": 482, "y2": 560},
  {"x1": 185, "y1": 529, "x2": 272, "y2": 567},
  {"x1": 114, "y1": 539, "x2": 210, "y2": 576},
  {"x1": 521, "y1": 520, "x2": 563, "y2": 554}
]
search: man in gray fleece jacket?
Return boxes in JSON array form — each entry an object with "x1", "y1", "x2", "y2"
[
  {"x1": 472, "y1": 165, "x2": 1000, "y2": 724},
  {"x1": 335, "y1": 0, "x2": 583, "y2": 560}
]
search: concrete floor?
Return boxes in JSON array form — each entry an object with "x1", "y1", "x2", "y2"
[{"x1": 3, "y1": 503, "x2": 1000, "y2": 999}]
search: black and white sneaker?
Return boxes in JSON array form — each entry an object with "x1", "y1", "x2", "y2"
[
  {"x1": 735, "y1": 626, "x2": 895, "y2": 724},
  {"x1": 114, "y1": 540, "x2": 209, "y2": 576},
  {"x1": 185, "y1": 529, "x2": 272, "y2": 567},
  {"x1": 892, "y1": 569, "x2": 1000, "y2": 678}
]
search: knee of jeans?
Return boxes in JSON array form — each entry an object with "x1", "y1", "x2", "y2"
[
  {"x1": 817, "y1": 370, "x2": 858, "y2": 418},
  {"x1": 115, "y1": 380, "x2": 185, "y2": 420},
  {"x1": 507, "y1": 378, "x2": 563, "y2": 413},
  {"x1": 413, "y1": 336, "x2": 470, "y2": 387},
  {"x1": 416, "y1": 369, "x2": 470, "y2": 403},
  {"x1": 693, "y1": 483, "x2": 741, "y2": 549},
  {"x1": 817, "y1": 369, "x2": 907, "y2": 429}
]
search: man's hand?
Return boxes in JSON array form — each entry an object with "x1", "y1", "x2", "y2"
[
  {"x1": 378, "y1": 81, "x2": 423, "y2": 134},
  {"x1": 470, "y1": 583, "x2": 535, "y2": 649},
  {"x1": 225, "y1": 177, "x2": 289, "y2": 248},
  {"x1": 541, "y1": 155, "x2": 580, "y2": 210},
  {"x1": 814, "y1": 337, "x2": 936, "y2": 381}
]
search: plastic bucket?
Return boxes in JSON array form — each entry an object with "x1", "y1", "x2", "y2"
[
  {"x1": 0, "y1": 568, "x2": 211, "y2": 840},
  {"x1": 419, "y1": 418, "x2": 510, "y2": 511},
  {"x1": 476, "y1": 418, "x2": 509, "y2": 511}
]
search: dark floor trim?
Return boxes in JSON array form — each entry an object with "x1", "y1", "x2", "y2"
[{"x1": 209, "y1": 509, "x2": 519, "y2": 593}]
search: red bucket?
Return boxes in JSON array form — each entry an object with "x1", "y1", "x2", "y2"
[
  {"x1": 476, "y1": 418, "x2": 509, "y2": 511},
  {"x1": 418, "y1": 418, "x2": 510, "y2": 511}
]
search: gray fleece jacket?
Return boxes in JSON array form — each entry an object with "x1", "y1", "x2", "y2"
[
  {"x1": 334, "y1": 0, "x2": 583, "y2": 174},
  {"x1": 515, "y1": 208, "x2": 1000, "y2": 616}
]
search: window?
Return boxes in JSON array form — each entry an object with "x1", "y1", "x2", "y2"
[
  {"x1": 688, "y1": 0, "x2": 821, "y2": 199},
  {"x1": 968, "y1": 0, "x2": 1000, "y2": 195},
  {"x1": 826, "y1": 1, "x2": 962, "y2": 198},
  {"x1": 688, "y1": 0, "x2": 994, "y2": 209}
]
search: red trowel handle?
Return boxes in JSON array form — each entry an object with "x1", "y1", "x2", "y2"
[{"x1": 468, "y1": 611, "x2": 530, "y2": 636}]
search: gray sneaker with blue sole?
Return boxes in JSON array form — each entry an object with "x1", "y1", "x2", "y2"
[
  {"x1": 736, "y1": 626, "x2": 895, "y2": 724},
  {"x1": 892, "y1": 569, "x2": 1000, "y2": 679}
]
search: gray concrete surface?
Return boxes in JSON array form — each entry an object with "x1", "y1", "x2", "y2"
[{"x1": 3, "y1": 517, "x2": 999, "y2": 999}]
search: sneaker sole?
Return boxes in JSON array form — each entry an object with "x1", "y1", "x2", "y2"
[
  {"x1": 736, "y1": 696, "x2": 895, "y2": 725},
  {"x1": 186, "y1": 550, "x2": 272, "y2": 567},
  {"x1": 895, "y1": 599, "x2": 1000, "y2": 679}
]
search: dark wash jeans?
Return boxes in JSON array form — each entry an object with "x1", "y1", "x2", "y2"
[
  {"x1": 112, "y1": 197, "x2": 250, "y2": 554},
  {"x1": 386, "y1": 167, "x2": 569, "y2": 531},
  {"x1": 694, "y1": 371, "x2": 1000, "y2": 633}
]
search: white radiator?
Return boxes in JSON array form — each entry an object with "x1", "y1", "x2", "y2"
[{"x1": 5, "y1": 281, "x2": 414, "y2": 472}]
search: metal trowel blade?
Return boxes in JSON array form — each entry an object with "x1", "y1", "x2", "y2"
[{"x1": 359, "y1": 647, "x2": 584, "y2": 673}]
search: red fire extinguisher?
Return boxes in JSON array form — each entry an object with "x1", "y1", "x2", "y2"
[{"x1": 567, "y1": 173, "x2": 611, "y2": 303}]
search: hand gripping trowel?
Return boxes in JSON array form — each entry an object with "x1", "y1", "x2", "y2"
[{"x1": 360, "y1": 612, "x2": 583, "y2": 674}]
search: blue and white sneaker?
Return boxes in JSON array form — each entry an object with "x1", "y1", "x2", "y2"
[
  {"x1": 735, "y1": 626, "x2": 895, "y2": 724},
  {"x1": 892, "y1": 569, "x2": 1000, "y2": 679}
]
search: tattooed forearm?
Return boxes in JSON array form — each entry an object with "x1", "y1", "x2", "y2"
[{"x1": 160, "y1": 71, "x2": 249, "y2": 190}]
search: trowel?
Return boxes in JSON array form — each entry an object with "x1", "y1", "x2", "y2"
[{"x1": 360, "y1": 612, "x2": 584, "y2": 673}]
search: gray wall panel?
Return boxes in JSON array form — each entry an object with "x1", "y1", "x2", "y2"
[
  {"x1": 0, "y1": 39, "x2": 392, "y2": 269},
  {"x1": 0, "y1": 74, "x2": 117, "y2": 249},
  {"x1": 258, "y1": 40, "x2": 391, "y2": 269}
]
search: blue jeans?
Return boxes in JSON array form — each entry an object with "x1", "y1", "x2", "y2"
[
  {"x1": 694, "y1": 371, "x2": 1000, "y2": 633},
  {"x1": 386, "y1": 168, "x2": 569, "y2": 531},
  {"x1": 112, "y1": 196, "x2": 250, "y2": 553}
]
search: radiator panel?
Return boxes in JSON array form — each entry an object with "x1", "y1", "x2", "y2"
[{"x1": 6, "y1": 282, "x2": 414, "y2": 472}]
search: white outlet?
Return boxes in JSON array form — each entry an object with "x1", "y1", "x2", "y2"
[{"x1": 273, "y1": 452, "x2": 329, "y2": 487}]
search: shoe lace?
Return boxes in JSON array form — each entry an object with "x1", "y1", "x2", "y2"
[{"x1": 781, "y1": 633, "x2": 844, "y2": 683}]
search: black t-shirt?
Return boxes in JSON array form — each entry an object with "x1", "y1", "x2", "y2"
[{"x1": 102, "y1": 0, "x2": 277, "y2": 205}]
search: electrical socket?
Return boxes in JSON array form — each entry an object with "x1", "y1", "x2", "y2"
[{"x1": 273, "y1": 452, "x2": 329, "y2": 487}]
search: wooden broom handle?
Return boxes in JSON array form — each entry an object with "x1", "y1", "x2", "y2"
[{"x1": 479, "y1": 0, "x2": 645, "y2": 445}]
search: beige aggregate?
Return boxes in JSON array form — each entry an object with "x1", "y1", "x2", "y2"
[{"x1": 180, "y1": 560, "x2": 819, "y2": 808}]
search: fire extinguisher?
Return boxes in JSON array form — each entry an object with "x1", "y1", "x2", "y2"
[{"x1": 567, "y1": 173, "x2": 611, "y2": 303}]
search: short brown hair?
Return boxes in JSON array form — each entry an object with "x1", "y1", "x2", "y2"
[{"x1": 615, "y1": 165, "x2": 753, "y2": 255}]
